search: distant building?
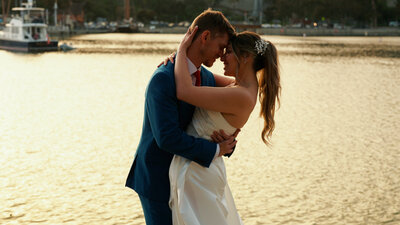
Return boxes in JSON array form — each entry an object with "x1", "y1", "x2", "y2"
[
  {"x1": 251, "y1": 0, "x2": 262, "y2": 19},
  {"x1": 219, "y1": 0, "x2": 254, "y2": 12},
  {"x1": 218, "y1": 0, "x2": 269, "y2": 23},
  {"x1": 69, "y1": 2, "x2": 85, "y2": 26},
  {"x1": 57, "y1": 1, "x2": 85, "y2": 29}
]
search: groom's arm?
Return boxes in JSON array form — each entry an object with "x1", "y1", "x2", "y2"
[{"x1": 146, "y1": 71, "x2": 216, "y2": 168}]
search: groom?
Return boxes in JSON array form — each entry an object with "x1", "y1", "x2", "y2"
[{"x1": 126, "y1": 9, "x2": 236, "y2": 225}]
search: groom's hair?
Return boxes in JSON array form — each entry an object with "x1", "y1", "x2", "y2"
[{"x1": 190, "y1": 9, "x2": 235, "y2": 41}]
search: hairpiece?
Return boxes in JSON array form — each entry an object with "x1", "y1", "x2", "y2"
[{"x1": 255, "y1": 39, "x2": 269, "y2": 56}]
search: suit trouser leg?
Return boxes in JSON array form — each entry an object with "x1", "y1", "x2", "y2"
[{"x1": 138, "y1": 194, "x2": 172, "y2": 225}]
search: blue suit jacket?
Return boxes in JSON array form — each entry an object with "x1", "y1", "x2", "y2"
[{"x1": 126, "y1": 61, "x2": 217, "y2": 202}]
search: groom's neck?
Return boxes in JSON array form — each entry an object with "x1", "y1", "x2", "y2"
[{"x1": 187, "y1": 44, "x2": 202, "y2": 68}]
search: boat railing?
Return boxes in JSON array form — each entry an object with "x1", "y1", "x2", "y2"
[{"x1": 11, "y1": 6, "x2": 45, "y2": 24}]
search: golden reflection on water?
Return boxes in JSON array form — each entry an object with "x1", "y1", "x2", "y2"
[{"x1": 0, "y1": 34, "x2": 399, "y2": 225}]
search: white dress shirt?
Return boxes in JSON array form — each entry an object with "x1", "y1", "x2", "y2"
[
  {"x1": 186, "y1": 57, "x2": 220, "y2": 159},
  {"x1": 187, "y1": 57, "x2": 199, "y2": 85}
]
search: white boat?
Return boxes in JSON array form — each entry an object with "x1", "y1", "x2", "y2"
[{"x1": 0, "y1": 0, "x2": 58, "y2": 53}]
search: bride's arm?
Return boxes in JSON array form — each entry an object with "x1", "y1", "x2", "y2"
[
  {"x1": 175, "y1": 27, "x2": 251, "y2": 115},
  {"x1": 213, "y1": 73, "x2": 235, "y2": 87}
]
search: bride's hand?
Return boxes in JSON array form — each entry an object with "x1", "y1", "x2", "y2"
[
  {"x1": 158, "y1": 52, "x2": 176, "y2": 67},
  {"x1": 157, "y1": 26, "x2": 198, "y2": 67},
  {"x1": 178, "y1": 25, "x2": 198, "y2": 53},
  {"x1": 218, "y1": 137, "x2": 237, "y2": 157}
]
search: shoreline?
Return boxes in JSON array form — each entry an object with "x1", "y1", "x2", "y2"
[
  {"x1": 48, "y1": 26, "x2": 400, "y2": 38},
  {"x1": 257, "y1": 27, "x2": 400, "y2": 36}
]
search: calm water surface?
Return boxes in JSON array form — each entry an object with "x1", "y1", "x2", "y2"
[{"x1": 1, "y1": 34, "x2": 399, "y2": 225}]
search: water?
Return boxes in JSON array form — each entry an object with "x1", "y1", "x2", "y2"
[{"x1": 1, "y1": 34, "x2": 399, "y2": 225}]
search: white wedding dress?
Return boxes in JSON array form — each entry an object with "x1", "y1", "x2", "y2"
[{"x1": 169, "y1": 108, "x2": 243, "y2": 225}]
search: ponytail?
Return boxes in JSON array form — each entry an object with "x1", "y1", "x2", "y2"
[
  {"x1": 231, "y1": 32, "x2": 281, "y2": 145},
  {"x1": 257, "y1": 41, "x2": 280, "y2": 145}
]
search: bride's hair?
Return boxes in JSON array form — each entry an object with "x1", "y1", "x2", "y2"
[{"x1": 231, "y1": 31, "x2": 281, "y2": 145}]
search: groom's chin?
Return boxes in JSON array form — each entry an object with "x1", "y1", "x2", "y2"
[{"x1": 203, "y1": 61, "x2": 214, "y2": 68}]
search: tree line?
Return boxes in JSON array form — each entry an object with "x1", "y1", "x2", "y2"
[
  {"x1": 2, "y1": 0, "x2": 399, "y2": 27},
  {"x1": 264, "y1": 0, "x2": 400, "y2": 27}
]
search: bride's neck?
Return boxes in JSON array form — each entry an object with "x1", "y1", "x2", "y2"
[{"x1": 235, "y1": 64, "x2": 257, "y2": 88}]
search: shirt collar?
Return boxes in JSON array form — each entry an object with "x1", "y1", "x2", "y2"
[{"x1": 187, "y1": 57, "x2": 200, "y2": 74}]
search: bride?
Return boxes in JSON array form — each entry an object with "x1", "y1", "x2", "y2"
[{"x1": 168, "y1": 26, "x2": 281, "y2": 225}]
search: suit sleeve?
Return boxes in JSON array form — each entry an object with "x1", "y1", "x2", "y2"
[{"x1": 146, "y1": 71, "x2": 217, "y2": 168}]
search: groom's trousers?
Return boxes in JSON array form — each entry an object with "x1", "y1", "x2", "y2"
[{"x1": 138, "y1": 194, "x2": 172, "y2": 225}]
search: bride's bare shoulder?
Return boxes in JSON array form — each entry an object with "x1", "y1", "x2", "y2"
[{"x1": 227, "y1": 85, "x2": 257, "y2": 110}]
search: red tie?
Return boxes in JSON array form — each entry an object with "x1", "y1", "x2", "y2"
[{"x1": 194, "y1": 70, "x2": 201, "y2": 86}]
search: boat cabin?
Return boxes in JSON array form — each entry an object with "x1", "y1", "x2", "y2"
[{"x1": 1, "y1": 5, "x2": 48, "y2": 42}]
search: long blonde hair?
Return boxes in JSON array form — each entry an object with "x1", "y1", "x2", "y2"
[{"x1": 231, "y1": 31, "x2": 281, "y2": 145}]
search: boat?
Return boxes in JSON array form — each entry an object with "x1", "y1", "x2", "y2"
[
  {"x1": 116, "y1": 0, "x2": 138, "y2": 33},
  {"x1": 116, "y1": 20, "x2": 138, "y2": 33},
  {"x1": 0, "y1": 0, "x2": 58, "y2": 53}
]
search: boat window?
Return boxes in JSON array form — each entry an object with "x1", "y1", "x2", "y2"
[
  {"x1": 24, "y1": 28, "x2": 29, "y2": 39},
  {"x1": 12, "y1": 27, "x2": 19, "y2": 34},
  {"x1": 32, "y1": 16, "x2": 44, "y2": 23}
]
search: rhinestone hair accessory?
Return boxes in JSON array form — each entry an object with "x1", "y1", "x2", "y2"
[{"x1": 255, "y1": 39, "x2": 269, "y2": 55}]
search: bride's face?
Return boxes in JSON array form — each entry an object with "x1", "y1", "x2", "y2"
[{"x1": 221, "y1": 44, "x2": 238, "y2": 76}]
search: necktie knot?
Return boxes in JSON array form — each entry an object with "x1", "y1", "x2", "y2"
[{"x1": 194, "y1": 70, "x2": 201, "y2": 86}]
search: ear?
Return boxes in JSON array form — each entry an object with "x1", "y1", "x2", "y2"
[
  {"x1": 200, "y1": 30, "x2": 211, "y2": 44},
  {"x1": 241, "y1": 53, "x2": 252, "y2": 64}
]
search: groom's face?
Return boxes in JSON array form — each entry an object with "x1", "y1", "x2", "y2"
[{"x1": 202, "y1": 32, "x2": 229, "y2": 67}]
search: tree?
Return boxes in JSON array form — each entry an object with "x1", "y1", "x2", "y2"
[{"x1": 28, "y1": 0, "x2": 398, "y2": 26}]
